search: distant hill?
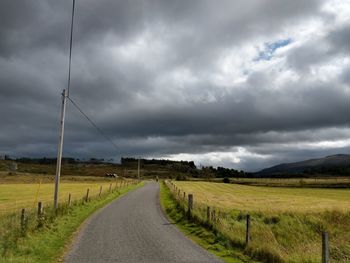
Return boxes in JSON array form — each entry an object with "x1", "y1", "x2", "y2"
[{"x1": 257, "y1": 154, "x2": 350, "y2": 176}]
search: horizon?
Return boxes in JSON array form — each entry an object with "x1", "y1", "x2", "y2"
[{"x1": 3, "y1": 152, "x2": 350, "y2": 173}]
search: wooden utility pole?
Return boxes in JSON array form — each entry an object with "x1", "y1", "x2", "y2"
[
  {"x1": 54, "y1": 89, "x2": 68, "y2": 209},
  {"x1": 53, "y1": 0, "x2": 75, "y2": 210}
]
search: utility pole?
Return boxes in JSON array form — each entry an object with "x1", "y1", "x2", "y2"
[
  {"x1": 138, "y1": 157, "x2": 140, "y2": 179},
  {"x1": 53, "y1": 0, "x2": 75, "y2": 210},
  {"x1": 54, "y1": 89, "x2": 68, "y2": 209}
]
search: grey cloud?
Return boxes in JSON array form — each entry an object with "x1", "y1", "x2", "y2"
[
  {"x1": 1, "y1": 0, "x2": 350, "y2": 171},
  {"x1": 327, "y1": 25, "x2": 350, "y2": 54}
]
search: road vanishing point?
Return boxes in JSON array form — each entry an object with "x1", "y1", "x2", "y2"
[{"x1": 65, "y1": 182, "x2": 223, "y2": 263}]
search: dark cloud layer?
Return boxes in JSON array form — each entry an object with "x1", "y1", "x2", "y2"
[{"x1": 1, "y1": 0, "x2": 350, "y2": 171}]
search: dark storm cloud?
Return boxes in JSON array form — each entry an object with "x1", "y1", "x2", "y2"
[
  {"x1": 328, "y1": 25, "x2": 350, "y2": 54},
  {"x1": 1, "y1": 0, "x2": 350, "y2": 171}
]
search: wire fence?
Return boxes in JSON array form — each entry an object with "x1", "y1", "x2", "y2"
[
  {"x1": 165, "y1": 180, "x2": 337, "y2": 263},
  {"x1": 0, "y1": 180, "x2": 135, "y2": 214},
  {"x1": 0, "y1": 179, "x2": 140, "y2": 258}
]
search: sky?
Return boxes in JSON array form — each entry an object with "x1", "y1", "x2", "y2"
[{"x1": 1, "y1": 0, "x2": 350, "y2": 172}]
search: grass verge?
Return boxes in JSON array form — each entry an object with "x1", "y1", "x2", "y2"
[
  {"x1": 159, "y1": 181, "x2": 257, "y2": 263},
  {"x1": 0, "y1": 182, "x2": 143, "y2": 263}
]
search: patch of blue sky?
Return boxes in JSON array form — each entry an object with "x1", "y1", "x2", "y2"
[{"x1": 254, "y1": 38, "x2": 292, "y2": 61}]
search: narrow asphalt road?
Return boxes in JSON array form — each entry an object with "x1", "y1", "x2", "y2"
[{"x1": 65, "y1": 182, "x2": 223, "y2": 263}]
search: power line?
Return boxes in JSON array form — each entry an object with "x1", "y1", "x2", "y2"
[
  {"x1": 67, "y1": 96, "x2": 119, "y2": 150},
  {"x1": 54, "y1": 0, "x2": 76, "y2": 209},
  {"x1": 67, "y1": 0, "x2": 76, "y2": 97},
  {"x1": 64, "y1": 0, "x2": 118, "y2": 152}
]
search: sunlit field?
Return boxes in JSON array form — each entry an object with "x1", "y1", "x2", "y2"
[
  {"x1": 174, "y1": 181, "x2": 350, "y2": 212},
  {"x1": 170, "y1": 181, "x2": 350, "y2": 262},
  {"x1": 0, "y1": 180, "x2": 124, "y2": 214}
]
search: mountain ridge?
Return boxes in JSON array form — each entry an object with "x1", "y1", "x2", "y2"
[{"x1": 257, "y1": 154, "x2": 350, "y2": 175}]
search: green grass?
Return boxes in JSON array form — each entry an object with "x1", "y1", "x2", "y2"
[
  {"x1": 0, "y1": 182, "x2": 143, "y2": 263},
  {"x1": 170, "y1": 181, "x2": 350, "y2": 262},
  {"x1": 159, "y1": 181, "x2": 257, "y2": 263}
]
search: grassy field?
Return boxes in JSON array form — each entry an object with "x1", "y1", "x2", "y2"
[
  {"x1": 173, "y1": 181, "x2": 350, "y2": 212},
  {"x1": 0, "y1": 180, "x2": 125, "y2": 214},
  {"x1": 0, "y1": 182, "x2": 142, "y2": 263},
  {"x1": 170, "y1": 181, "x2": 350, "y2": 262},
  {"x1": 229, "y1": 177, "x2": 350, "y2": 188}
]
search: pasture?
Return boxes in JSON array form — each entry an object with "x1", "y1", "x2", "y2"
[
  {"x1": 229, "y1": 177, "x2": 350, "y2": 188},
  {"x1": 0, "y1": 175, "x2": 125, "y2": 215},
  {"x1": 170, "y1": 181, "x2": 350, "y2": 262},
  {"x1": 173, "y1": 181, "x2": 350, "y2": 212}
]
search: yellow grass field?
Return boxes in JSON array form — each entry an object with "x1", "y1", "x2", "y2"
[
  {"x1": 169, "y1": 181, "x2": 350, "y2": 262},
  {"x1": 170, "y1": 181, "x2": 350, "y2": 263},
  {"x1": 0, "y1": 180, "x2": 124, "y2": 214},
  {"x1": 173, "y1": 181, "x2": 350, "y2": 212}
]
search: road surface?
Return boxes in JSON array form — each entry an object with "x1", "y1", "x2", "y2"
[{"x1": 65, "y1": 182, "x2": 223, "y2": 263}]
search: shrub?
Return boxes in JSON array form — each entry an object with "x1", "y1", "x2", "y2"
[
  {"x1": 223, "y1": 177, "x2": 230, "y2": 183},
  {"x1": 176, "y1": 174, "x2": 187, "y2": 181}
]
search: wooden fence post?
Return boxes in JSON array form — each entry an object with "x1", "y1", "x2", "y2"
[
  {"x1": 68, "y1": 193, "x2": 71, "y2": 206},
  {"x1": 188, "y1": 194, "x2": 193, "y2": 219},
  {"x1": 322, "y1": 231, "x2": 329, "y2": 263},
  {"x1": 109, "y1": 183, "x2": 112, "y2": 192},
  {"x1": 85, "y1": 188, "x2": 90, "y2": 202},
  {"x1": 37, "y1": 201, "x2": 43, "y2": 227},
  {"x1": 37, "y1": 201, "x2": 43, "y2": 217},
  {"x1": 99, "y1": 186, "x2": 103, "y2": 197},
  {"x1": 207, "y1": 206, "x2": 211, "y2": 223},
  {"x1": 246, "y1": 214, "x2": 251, "y2": 246},
  {"x1": 183, "y1": 192, "x2": 186, "y2": 200},
  {"x1": 21, "y1": 208, "x2": 26, "y2": 235}
]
